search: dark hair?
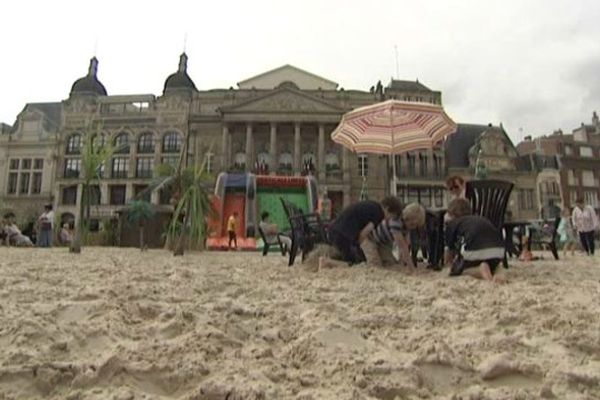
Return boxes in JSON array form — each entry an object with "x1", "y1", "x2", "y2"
[
  {"x1": 380, "y1": 196, "x2": 404, "y2": 217},
  {"x1": 261, "y1": 211, "x2": 270, "y2": 220},
  {"x1": 576, "y1": 198, "x2": 584, "y2": 204},
  {"x1": 44, "y1": 204, "x2": 53, "y2": 211},
  {"x1": 448, "y1": 198, "x2": 472, "y2": 218},
  {"x1": 446, "y1": 175, "x2": 465, "y2": 190}
]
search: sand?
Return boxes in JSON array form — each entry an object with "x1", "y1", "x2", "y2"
[{"x1": 0, "y1": 247, "x2": 599, "y2": 400}]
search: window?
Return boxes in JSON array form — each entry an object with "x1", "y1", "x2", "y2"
[
  {"x1": 407, "y1": 187, "x2": 419, "y2": 204},
  {"x1": 205, "y1": 152, "x2": 214, "y2": 174},
  {"x1": 420, "y1": 187, "x2": 431, "y2": 207},
  {"x1": 570, "y1": 190, "x2": 578, "y2": 206},
  {"x1": 433, "y1": 154, "x2": 442, "y2": 177},
  {"x1": 584, "y1": 191, "x2": 599, "y2": 208},
  {"x1": 434, "y1": 188, "x2": 444, "y2": 207},
  {"x1": 9, "y1": 159, "x2": 19, "y2": 170},
  {"x1": 134, "y1": 185, "x2": 151, "y2": 202},
  {"x1": 111, "y1": 157, "x2": 129, "y2": 179},
  {"x1": 159, "y1": 187, "x2": 172, "y2": 205},
  {"x1": 564, "y1": 145, "x2": 573, "y2": 156},
  {"x1": 407, "y1": 153, "x2": 416, "y2": 175},
  {"x1": 161, "y1": 155, "x2": 179, "y2": 169},
  {"x1": 567, "y1": 170, "x2": 578, "y2": 186},
  {"x1": 582, "y1": 171, "x2": 595, "y2": 187},
  {"x1": 162, "y1": 132, "x2": 182, "y2": 153},
  {"x1": 519, "y1": 189, "x2": 535, "y2": 210},
  {"x1": 137, "y1": 133, "x2": 155, "y2": 154},
  {"x1": 358, "y1": 154, "x2": 368, "y2": 177},
  {"x1": 66, "y1": 134, "x2": 82, "y2": 155},
  {"x1": 62, "y1": 186, "x2": 78, "y2": 205},
  {"x1": 136, "y1": 157, "x2": 154, "y2": 178},
  {"x1": 34, "y1": 159, "x2": 43, "y2": 170},
  {"x1": 31, "y1": 172, "x2": 42, "y2": 194},
  {"x1": 109, "y1": 185, "x2": 127, "y2": 205},
  {"x1": 114, "y1": 133, "x2": 130, "y2": 154},
  {"x1": 92, "y1": 134, "x2": 107, "y2": 151},
  {"x1": 22, "y1": 159, "x2": 32, "y2": 170},
  {"x1": 394, "y1": 155, "x2": 401, "y2": 178},
  {"x1": 580, "y1": 146, "x2": 593, "y2": 157},
  {"x1": 64, "y1": 159, "x2": 81, "y2": 178},
  {"x1": 419, "y1": 153, "x2": 428, "y2": 176},
  {"x1": 7, "y1": 173, "x2": 18, "y2": 194},
  {"x1": 97, "y1": 162, "x2": 105, "y2": 179}
]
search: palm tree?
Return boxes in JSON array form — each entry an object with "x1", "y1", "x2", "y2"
[
  {"x1": 169, "y1": 160, "x2": 214, "y2": 255},
  {"x1": 127, "y1": 200, "x2": 154, "y2": 251},
  {"x1": 70, "y1": 131, "x2": 118, "y2": 254}
]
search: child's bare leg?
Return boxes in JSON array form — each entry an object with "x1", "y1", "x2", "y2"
[
  {"x1": 463, "y1": 262, "x2": 493, "y2": 281},
  {"x1": 493, "y1": 267, "x2": 507, "y2": 284}
]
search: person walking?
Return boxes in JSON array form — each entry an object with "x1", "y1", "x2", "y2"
[{"x1": 572, "y1": 198, "x2": 598, "y2": 256}]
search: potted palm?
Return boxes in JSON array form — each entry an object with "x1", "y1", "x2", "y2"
[{"x1": 126, "y1": 200, "x2": 154, "y2": 251}]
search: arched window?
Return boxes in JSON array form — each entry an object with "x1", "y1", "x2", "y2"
[
  {"x1": 278, "y1": 152, "x2": 293, "y2": 172},
  {"x1": 138, "y1": 132, "x2": 155, "y2": 154},
  {"x1": 66, "y1": 134, "x2": 82, "y2": 155},
  {"x1": 114, "y1": 132, "x2": 130, "y2": 154},
  {"x1": 162, "y1": 132, "x2": 182, "y2": 153},
  {"x1": 234, "y1": 152, "x2": 246, "y2": 170},
  {"x1": 92, "y1": 133, "x2": 107, "y2": 152}
]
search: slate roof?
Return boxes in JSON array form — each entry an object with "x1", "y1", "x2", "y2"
[
  {"x1": 70, "y1": 57, "x2": 107, "y2": 96},
  {"x1": 163, "y1": 53, "x2": 197, "y2": 94},
  {"x1": 387, "y1": 79, "x2": 433, "y2": 92},
  {"x1": 444, "y1": 123, "x2": 488, "y2": 168}
]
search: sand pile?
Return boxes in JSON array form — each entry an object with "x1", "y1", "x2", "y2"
[{"x1": 1, "y1": 247, "x2": 599, "y2": 399}]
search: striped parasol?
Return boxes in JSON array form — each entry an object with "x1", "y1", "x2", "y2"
[{"x1": 331, "y1": 99, "x2": 457, "y2": 195}]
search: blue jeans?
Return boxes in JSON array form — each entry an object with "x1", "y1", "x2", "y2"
[{"x1": 38, "y1": 229, "x2": 53, "y2": 247}]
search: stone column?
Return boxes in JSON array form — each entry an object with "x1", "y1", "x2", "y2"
[
  {"x1": 294, "y1": 123, "x2": 301, "y2": 175},
  {"x1": 342, "y1": 147, "x2": 350, "y2": 183},
  {"x1": 269, "y1": 122, "x2": 277, "y2": 175},
  {"x1": 427, "y1": 149, "x2": 435, "y2": 176},
  {"x1": 129, "y1": 140, "x2": 137, "y2": 179},
  {"x1": 245, "y1": 123, "x2": 253, "y2": 172},
  {"x1": 221, "y1": 124, "x2": 229, "y2": 170},
  {"x1": 318, "y1": 124, "x2": 325, "y2": 181}
]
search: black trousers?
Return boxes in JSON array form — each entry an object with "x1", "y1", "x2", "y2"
[{"x1": 579, "y1": 231, "x2": 595, "y2": 255}]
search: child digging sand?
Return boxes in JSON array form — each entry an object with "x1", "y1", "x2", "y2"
[{"x1": 444, "y1": 198, "x2": 506, "y2": 284}]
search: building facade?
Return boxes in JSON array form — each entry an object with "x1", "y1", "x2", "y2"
[
  {"x1": 0, "y1": 54, "x2": 449, "y2": 228},
  {"x1": 1, "y1": 54, "x2": 562, "y2": 232},
  {"x1": 517, "y1": 112, "x2": 600, "y2": 212}
]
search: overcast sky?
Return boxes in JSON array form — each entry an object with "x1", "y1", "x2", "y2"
[{"x1": 1, "y1": 0, "x2": 599, "y2": 142}]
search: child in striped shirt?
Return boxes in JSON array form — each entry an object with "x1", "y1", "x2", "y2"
[{"x1": 363, "y1": 203, "x2": 425, "y2": 268}]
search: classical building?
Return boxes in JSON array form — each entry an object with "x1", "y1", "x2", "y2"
[
  {"x1": 0, "y1": 54, "x2": 450, "y2": 228},
  {"x1": 517, "y1": 112, "x2": 600, "y2": 211}
]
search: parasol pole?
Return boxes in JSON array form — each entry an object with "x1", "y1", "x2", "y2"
[{"x1": 390, "y1": 103, "x2": 397, "y2": 196}]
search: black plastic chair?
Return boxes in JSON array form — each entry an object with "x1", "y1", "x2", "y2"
[
  {"x1": 257, "y1": 226, "x2": 286, "y2": 256},
  {"x1": 465, "y1": 179, "x2": 514, "y2": 267},
  {"x1": 529, "y1": 217, "x2": 561, "y2": 260},
  {"x1": 280, "y1": 198, "x2": 328, "y2": 266}
]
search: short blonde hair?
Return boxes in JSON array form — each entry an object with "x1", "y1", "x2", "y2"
[{"x1": 402, "y1": 203, "x2": 426, "y2": 227}]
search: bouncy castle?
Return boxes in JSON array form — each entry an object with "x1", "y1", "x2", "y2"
[{"x1": 206, "y1": 173, "x2": 318, "y2": 250}]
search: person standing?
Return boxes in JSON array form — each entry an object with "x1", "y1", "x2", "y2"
[
  {"x1": 37, "y1": 204, "x2": 55, "y2": 247},
  {"x1": 572, "y1": 198, "x2": 598, "y2": 256},
  {"x1": 227, "y1": 211, "x2": 239, "y2": 250}
]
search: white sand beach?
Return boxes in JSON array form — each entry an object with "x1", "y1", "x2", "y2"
[{"x1": 1, "y1": 247, "x2": 599, "y2": 399}]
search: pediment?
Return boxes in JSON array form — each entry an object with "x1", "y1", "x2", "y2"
[
  {"x1": 222, "y1": 88, "x2": 345, "y2": 114},
  {"x1": 237, "y1": 65, "x2": 338, "y2": 90}
]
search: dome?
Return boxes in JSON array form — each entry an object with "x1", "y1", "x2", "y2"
[
  {"x1": 163, "y1": 53, "x2": 197, "y2": 94},
  {"x1": 70, "y1": 57, "x2": 107, "y2": 96}
]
